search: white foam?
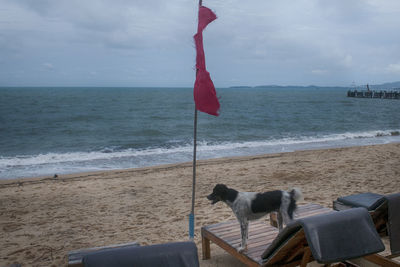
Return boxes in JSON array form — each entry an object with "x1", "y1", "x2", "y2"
[
  {"x1": 1, "y1": 129, "x2": 399, "y2": 168},
  {"x1": 196, "y1": 129, "x2": 400, "y2": 152},
  {"x1": 1, "y1": 128, "x2": 400, "y2": 179}
]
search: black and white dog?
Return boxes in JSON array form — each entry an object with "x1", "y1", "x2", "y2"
[{"x1": 207, "y1": 184, "x2": 302, "y2": 252}]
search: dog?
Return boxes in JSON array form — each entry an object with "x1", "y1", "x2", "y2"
[{"x1": 207, "y1": 184, "x2": 302, "y2": 252}]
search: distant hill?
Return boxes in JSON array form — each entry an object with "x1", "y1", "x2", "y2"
[
  {"x1": 370, "y1": 81, "x2": 400, "y2": 90},
  {"x1": 253, "y1": 85, "x2": 344, "y2": 89},
  {"x1": 228, "y1": 81, "x2": 400, "y2": 90},
  {"x1": 228, "y1": 86, "x2": 252, "y2": 89}
]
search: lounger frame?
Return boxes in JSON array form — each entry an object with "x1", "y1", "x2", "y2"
[
  {"x1": 202, "y1": 203, "x2": 400, "y2": 266},
  {"x1": 202, "y1": 204, "x2": 331, "y2": 266}
]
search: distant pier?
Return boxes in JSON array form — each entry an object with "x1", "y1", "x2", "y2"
[{"x1": 347, "y1": 85, "x2": 400, "y2": 99}]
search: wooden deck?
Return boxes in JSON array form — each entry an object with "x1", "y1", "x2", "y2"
[{"x1": 201, "y1": 203, "x2": 332, "y2": 266}]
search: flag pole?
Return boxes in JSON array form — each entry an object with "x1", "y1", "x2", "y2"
[
  {"x1": 189, "y1": 107, "x2": 197, "y2": 240},
  {"x1": 189, "y1": 0, "x2": 202, "y2": 241}
]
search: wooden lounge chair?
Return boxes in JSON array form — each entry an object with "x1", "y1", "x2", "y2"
[
  {"x1": 333, "y1": 192, "x2": 400, "y2": 257},
  {"x1": 202, "y1": 203, "x2": 399, "y2": 266},
  {"x1": 68, "y1": 241, "x2": 199, "y2": 267}
]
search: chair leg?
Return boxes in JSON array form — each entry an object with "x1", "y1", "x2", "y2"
[
  {"x1": 364, "y1": 254, "x2": 400, "y2": 267},
  {"x1": 300, "y1": 247, "x2": 312, "y2": 267},
  {"x1": 202, "y1": 235, "x2": 211, "y2": 260}
]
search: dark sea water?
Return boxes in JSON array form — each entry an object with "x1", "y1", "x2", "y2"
[{"x1": 1, "y1": 86, "x2": 399, "y2": 179}]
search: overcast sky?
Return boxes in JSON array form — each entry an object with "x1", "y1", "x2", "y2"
[{"x1": 1, "y1": 0, "x2": 399, "y2": 87}]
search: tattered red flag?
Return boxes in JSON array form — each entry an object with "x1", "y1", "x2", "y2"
[{"x1": 193, "y1": 6, "x2": 220, "y2": 116}]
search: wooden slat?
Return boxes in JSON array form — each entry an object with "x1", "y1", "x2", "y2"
[
  {"x1": 213, "y1": 222, "x2": 272, "y2": 237},
  {"x1": 227, "y1": 235, "x2": 277, "y2": 251},
  {"x1": 202, "y1": 221, "x2": 277, "y2": 265},
  {"x1": 213, "y1": 224, "x2": 274, "y2": 239},
  {"x1": 222, "y1": 227, "x2": 278, "y2": 244},
  {"x1": 364, "y1": 254, "x2": 400, "y2": 267},
  {"x1": 270, "y1": 203, "x2": 332, "y2": 229},
  {"x1": 205, "y1": 220, "x2": 238, "y2": 231},
  {"x1": 262, "y1": 230, "x2": 307, "y2": 266},
  {"x1": 201, "y1": 227, "x2": 262, "y2": 266},
  {"x1": 295, "y1": 209, "x2": 333, "y2": 219},
  {"x1": 224, "y1": 231, "x2": 276, "y2": 245},
  {"x1": 296, "y1": 203, "x2": 327, "y2": 212},
  {"x1": 269, "y1": 203, "x2": 329, "y2": 222},
  {"x1": 208, "y1": 220, "x2": 269, "y2": 233},
  {"x1": 247, "y1": 243, "x2": 270, "y2": 256}
]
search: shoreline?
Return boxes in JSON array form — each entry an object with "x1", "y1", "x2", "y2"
[
  {"x1": 2, "y1": 133, "x2": 400, "y2": 181},
  {"x1": 1, "y1": 143, "x2": 399, "y2": 266},
  {"x1": 2, "y1": 141, "x2": 400, "y2": 184},
  {"x1": 1, "y1": 149, "x2": 288, "y2": 186}
]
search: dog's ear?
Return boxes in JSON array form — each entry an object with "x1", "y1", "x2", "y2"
[
  {"x1": 215, "y1": 184, "x2": 227, "y2": 190},
  {"x1": 214, "y1": 184, "x2": 228, "y2": 197}
]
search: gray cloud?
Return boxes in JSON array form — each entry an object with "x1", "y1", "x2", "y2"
[{"x1": 0, "y1": 0, "x2": 399, "y2": 87}]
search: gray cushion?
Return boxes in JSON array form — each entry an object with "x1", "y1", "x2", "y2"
[
  {"x1": 337, "y1": 191, "x2": 400, "y2": 255},
  {"x1": 262, "y1": 208, "x2": 384, "y2": 264},
  {"x1": 83, "y1": 241, "x2": 199, "y2": 267},
  {"x1": 386, "y1": 193, "x2": 400, "y2": 255},
  {"x1": 299, "y1": 208, "x2": 384, "y2": 263},
  {"x1": 337, "y1": 192, "x2": 384, "y2": 210}
]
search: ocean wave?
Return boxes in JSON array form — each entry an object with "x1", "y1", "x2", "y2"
[
  {"x1": 1, "y1": 129, "x2": 399, "y2": 169},
  {"x1": 198, "y1": 129, "x2": 400, "y2": 151}
]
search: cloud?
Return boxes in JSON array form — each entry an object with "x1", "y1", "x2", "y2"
[
  {"x1": 42, "y1": 63, "x2": 54, "y2": 70},
  {"x1": 311, "y1": 69, "x2": 328, "y2": 75},
  {"x1": 3, "y1": 0, "x2": 195, "y2": 51},
  {"x1": 342, "y1": 55, "x2": 353, "y2": 68},
  {"x1": 386, "y1": 63, "x2": 400, "y2": 74},
  {"x1": 0, "y1": 0, "x2": 399, "y2": 87}
]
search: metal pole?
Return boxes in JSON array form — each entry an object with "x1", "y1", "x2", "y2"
[
  {"x1": 189, "y1": 107, "x2": 197, "y2": 240},
  {"x1": 189, "y1": 0, "x2": 202, "y2": 241},
  {"x1": 191, "y1": 107, "x2": 198, "y2": 216}
]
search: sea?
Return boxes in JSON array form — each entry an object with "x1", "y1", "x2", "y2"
[{"x1": 1, "y1": 86, "x2": 399, "y2": 180}]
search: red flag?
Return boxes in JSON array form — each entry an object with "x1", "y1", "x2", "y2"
[{"x1": 193, "y1": 6, "x2": 220, "y2": 116}]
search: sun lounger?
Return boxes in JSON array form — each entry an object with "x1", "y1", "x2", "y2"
[
  {"x1": 202, "y1": 204, "x2": 398, "y2": 266},
  {"x1": 68, "y1": 241, "x2": 140, "y2": 267},
  {"x1": 68, "y1": 241, "x2": 199, "y2": 267},
  {"x1": 333, "y1": 192, "x2": 400, "y2": 256}
]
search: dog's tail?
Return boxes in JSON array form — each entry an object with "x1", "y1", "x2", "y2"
[
  {"x1": 290, "y1": 187, "x2": 303, "y2": 202},
  {"x1": 288, "y1": 188, "x2": 302, "y2": 219}
]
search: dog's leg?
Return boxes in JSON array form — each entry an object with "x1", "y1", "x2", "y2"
[
  {"x1": 279, "y1": 191, "x2": 293, "y2": 229},
  {"x1": 238, "y1": 219, "x2": 248, "y2": 252},
  {"x1": 245, "y1": 219, "x2": 249, "y2": 241},
  {"x1": 277, "y1": 211, "x2": 283, "y2": 231},
  {"x1": 280, "y1": 207, "x2": 292, "y2": 227}
]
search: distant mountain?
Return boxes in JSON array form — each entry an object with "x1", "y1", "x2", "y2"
[
  {"x1": 253, "y1": 85, "x2": 344, "y2": 89},
  {"x1": 227, "y1": 81, "x2": 400, "y2": 90},
  {"x1": 370, "y1": 81, "x2": 400, "y2": 90},
  {"x1": 228, "y1": 86, "x2": 252, "y2": 89}
]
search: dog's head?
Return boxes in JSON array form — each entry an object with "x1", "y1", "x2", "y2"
[{"x1": 207, "y1": 184, "x2": 229, "y2": 204}]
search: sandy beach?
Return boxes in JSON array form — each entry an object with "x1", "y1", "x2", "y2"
[{"x1": 1, "y1": 143, "x2": 399, "y2": 266}]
